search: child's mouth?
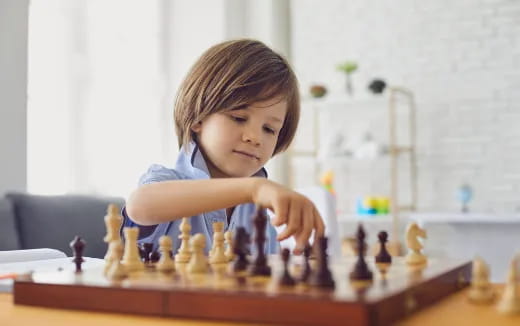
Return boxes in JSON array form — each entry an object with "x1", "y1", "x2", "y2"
[{"x1": 233, "y1": 150, "x2": 259, "y2": 161}]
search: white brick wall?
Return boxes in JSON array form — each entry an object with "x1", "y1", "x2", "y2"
[{"x1": 290, "y1": 0, "x2": 520, "y2": 213}]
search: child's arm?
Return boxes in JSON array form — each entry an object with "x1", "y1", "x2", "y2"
[{"x1": 126, "y1": 178, "x2": 324, "y2": 254}]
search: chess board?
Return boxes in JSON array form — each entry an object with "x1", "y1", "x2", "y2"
[{"x1": 13, "y1": 255, "x2": 471, "y2": 326}]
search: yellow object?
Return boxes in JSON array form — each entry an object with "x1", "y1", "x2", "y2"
[{"x1": 320, "y1": 170, "x2": 335, "y2": 195}]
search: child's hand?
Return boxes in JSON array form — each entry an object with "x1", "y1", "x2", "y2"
[{"x1": 251, "y1": 179, "x2": 325, "y2": 254}]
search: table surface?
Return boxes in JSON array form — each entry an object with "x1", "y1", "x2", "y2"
[{"x1": 1, "y1": 286, "x2": 519, "y2": 326}]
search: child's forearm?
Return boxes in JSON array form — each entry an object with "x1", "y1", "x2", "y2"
[{"x1": 126, "y1": 178, "x2": 263, "y2": 225}]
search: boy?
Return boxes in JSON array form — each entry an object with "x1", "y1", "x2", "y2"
[{"x1": 124, "y1": 39, "x2": 324, "y2": 255}]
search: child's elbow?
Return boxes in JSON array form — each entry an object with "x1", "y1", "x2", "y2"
[{"x1": 125, "y1": 189, "x2": 155, "y2": 226}]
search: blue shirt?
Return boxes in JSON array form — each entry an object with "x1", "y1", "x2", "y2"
[{"x1": 122, "y1": 141, "x2": 279, "y2": 254}]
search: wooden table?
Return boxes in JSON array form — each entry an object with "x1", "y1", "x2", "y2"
[{"x1": 1, "y1": 287, "x2": 519, "y2": 326}]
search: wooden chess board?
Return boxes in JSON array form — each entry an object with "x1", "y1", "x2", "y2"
[{"x1": 13, "y1": 256, "x2": 471, "y2": 326}]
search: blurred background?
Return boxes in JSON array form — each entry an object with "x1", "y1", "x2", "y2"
[
  {"x1": 3, "y1": 0, "x2": 518, "y2": 212},
  {"x1": 1, "y1": 0, "x2": 520, "y2": 270}
]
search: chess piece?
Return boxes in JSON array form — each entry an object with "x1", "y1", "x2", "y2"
[
  {"x1": 310, "y1": 236, "x2": 335, "y2": 288},
  {"x1": 349, "y1": 224, "x2": 373, "y2": 282},
  {"x1": 103, "y1": 204, "x2": 123, "y2": 261},
  {"x1": 104, "y1": 239, "x2": 123, "y2": 275},
  {"x1": 375, "y1": 231, "x2": 392, "y2": 264},
  {"x1": 103, "y1": 204, "x2": 122, "y2": 243},
  {"x1": 279, "y1": 248, "x2": 296, "y2": 286},
  {"x1": 249, "y1": 209, "x2": 271, "y2": 276},
  {"x1": 224, "y1": 231, "x2": 235, "y2": 262},
  {"x1": 233, "y1": 227, "x2": 250, "y2": 273},
  {"x1": 209, "y1": 222, "x2": 227, "y2": 264},
  {"x1": 106, "y1": 241, "x2": 127, "y2": 280},
  {"x1": 139, "y1": 242, "x2": 153, "y2": 263},
  {"x1": 70, "y1": 236, "x2": 86, "y2": 273},
  {"x1": 187, "y1": 233, "x2": 208, "y2": 274},
  {"x1": 496, "y1": 257, "x2": 520, "y2": 314},
  {"x1": 149, "y1": 250, "x2": 161, "y2": 263},
  {"x1": 156, "y1": 235, "x2": 175, "y2": 272},
  {"x1": 467, "y1": 257, "x2": 494, "y2": 304},
  {"x1": 405, "y1": 223, "x2": 427, "y2": 266},
  {"x1": 121, "y1": 227, "x2": 145, "y2": 272},
  {"x1": 299, "y1": 244, "x2": 312, "y2": 283},
  {"x1": 175, "y1": 217, "x2": 192, "y2": 264}
]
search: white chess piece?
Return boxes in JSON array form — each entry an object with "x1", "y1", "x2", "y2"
[
  {"x1": 103, "y1": 204, "x2": 122, "y2": 260},
  {"x1": 121, "y1": 227, "x2": 145, "y2": 272},
  {"x1": 156, "y1": 235, "x2": 175, "y2": 272},
  {"x1": 210, "y1": 222, "x2": 227, "y2": 264},
  {"x1": 405, "y1": 222, "x2": 427, "y2": 266},
  {"x1": 187, "y1": 233, "x2": 208, "y2": 274},
  {"x1": 224, "y1": 231, "x2": 235, "y2": 262},
  {"x1": 107, "y1": 241, "x2": 127, "y2": 280},
  {"x1": 468, "y1": 256, "x2": 494, "y2": 304},
  {"x1": 104, "y1": 239, "x2": 123, "y2": 275},
  {"x1": 496, "y1": 256, "x2": 520, "y2": 314},
  {"x1": 175, "y1": 217, "x2": 192, "y2": 264}
]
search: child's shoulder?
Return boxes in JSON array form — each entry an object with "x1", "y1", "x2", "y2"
[{"x1": 138, "y1": 164, "x2": 190, "y2": 185}]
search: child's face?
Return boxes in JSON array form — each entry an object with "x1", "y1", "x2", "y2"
[{"x1": 192, "y1": 97, "x2": 287, "y2": 178}]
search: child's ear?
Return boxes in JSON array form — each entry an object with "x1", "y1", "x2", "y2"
[{"x1": 191, "y1": 121, "x2": 202, "y2": 133}]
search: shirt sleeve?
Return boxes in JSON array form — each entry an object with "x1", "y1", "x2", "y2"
[{"x1": 138, "y1": 164, "x2": 185, "y2": 185}]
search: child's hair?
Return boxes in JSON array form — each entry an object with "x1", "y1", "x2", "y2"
[{"x1": 174, "y1": 39, "x2": 300, "y2": 155}]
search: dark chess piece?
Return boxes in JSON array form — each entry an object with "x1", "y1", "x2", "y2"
[
  {"x1": 375, "y1": 231, "x2": 392, "y2": 264},
  {"x1": 70, "y1": 235, "x2": 86, "y2": 273},
  {"x1": 299, "y1": 244, "x2": 312, "y2": 283},
  {"x1": 139, "y1": 242, "x2": 153, "y2": 263},
  {"x1": 349, "y1": 224, "x2": 373, "y2": 281},
  {"x1": 310, "y1": 237, "x2": 335, "y2": 288},
  {"x1": 279, "y1": 248, "x2": 296, "y2": 286},
  {"x1": 249, "y1": 208, "x2": 271, "y2": 276},
  {"x1": 149, "y1": 250, "x2": 161, "y2": 263},
  {"x1": 233, "y1": 227, "x2": 250, "y2": 273}
]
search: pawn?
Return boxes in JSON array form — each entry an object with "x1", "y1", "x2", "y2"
[
  {"x1": 139, "y1": 243, "x2": 153, "y2": 264},
  {"x1": 279, "y1": 248, "x2": 296, "y2": 286},
  {"x1": 156, "y1": 236, "x2": 175, "y2": 273},
  {"x1": 468, "y1": 257, "x2": 494, "y2": 304},
  {"x1": 149, "y1": 250, "x2": 161, "y2": 264},
  {"x1": 187, "y1": 233, "x2": 208, "y2": 274},
  {"x1": 224, "y1": 231, "x2": 235, "y2": 262},
  {"x1": 299, "y1": 244, "x2": 312, "y2": 283},
  {"x1": 70, "y1": 236, "x2": 86, "y2": 273},
  {"x1": 496, "y1": 257, "x2": 520, "y2": 314},
  {"x1": 375, "y1": 231, "x2": 392, "y2": 265}
]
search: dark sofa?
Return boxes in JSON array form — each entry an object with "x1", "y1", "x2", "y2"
[{"x1": 0, "y1": 193, "x2": 125, "y2": 258}]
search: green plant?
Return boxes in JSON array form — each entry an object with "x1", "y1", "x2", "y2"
[
  {"x1": 336, "y1": 61, "x2": 358, "y2": 74},
  {"x1": 336, "y1": 61, "x2": 358, "y2": 95}
]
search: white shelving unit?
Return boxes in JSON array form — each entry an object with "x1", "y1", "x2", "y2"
[{"x1": 289, "y1": 89, "x2": 418, "y2": 254}]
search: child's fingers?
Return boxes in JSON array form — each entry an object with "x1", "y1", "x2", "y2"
[
  {"x1": 271, "y1": 198, "x2": 289, "y2": 227},
  {"x1": 294, "y1": 203, "x2": 313, "y2": 254},
  {"x1": 312, "y1": 207, "x2": 326, "y2": 242},
  {"x1": 277, "y1": 200, "x2": 301, "y2": 241}
]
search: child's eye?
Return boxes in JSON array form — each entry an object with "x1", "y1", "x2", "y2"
[
  {"x1": 230, "y1": 116, "x2": 246, "y2": 123},
  {"x1": 263, "y1": 126, "x2": 276, "y2": 134}
]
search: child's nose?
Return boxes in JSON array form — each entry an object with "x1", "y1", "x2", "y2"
[{"x1": 242, "y1": 128, "x2": 261, "y2": 146}]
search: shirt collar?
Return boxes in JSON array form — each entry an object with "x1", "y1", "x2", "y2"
[{"x1": 175, "y1": 141, "x2": 268, "y2": 179}]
